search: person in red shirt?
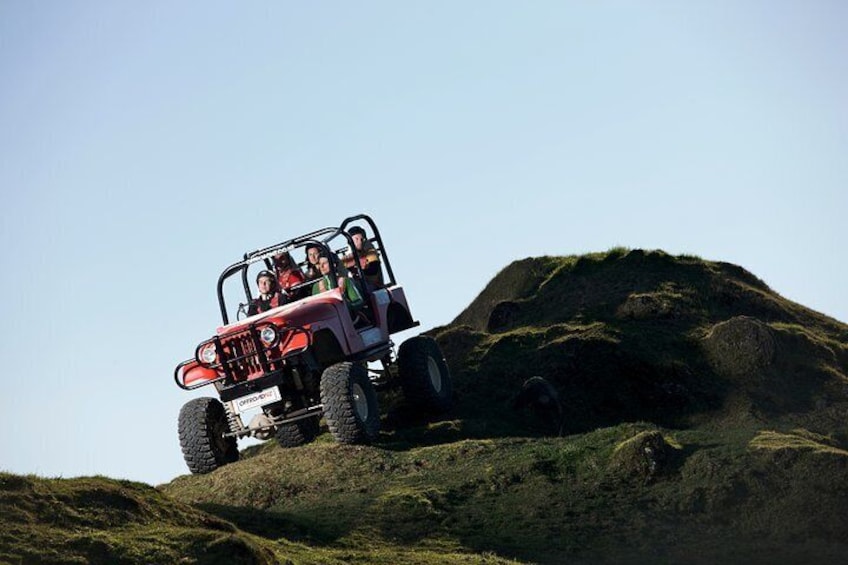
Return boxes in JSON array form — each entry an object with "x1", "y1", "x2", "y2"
[{"x1": 272, "y1": 251, "x2": 306, "y2": 294}]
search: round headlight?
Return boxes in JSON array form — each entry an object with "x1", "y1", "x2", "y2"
[
  {"x1": 200, "y1": 345, "x2": 217, "y2": 364},
  {"x1": 259, "y1": 326, "x2": 277, "y2": 345}
]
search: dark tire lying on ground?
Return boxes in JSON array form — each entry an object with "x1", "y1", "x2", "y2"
[
  {"x1": 275, "y1": 417, "x2": 321, "y2": 448},
  {"x1": 398, "y1": 335, "x2": 453, "y2": 413},
  {"x1": 320, "y1": 362, "x2": 380, "y2": 444},
  {"x1": 178, "y1": 397, "x2": 239, "y2": 474}
]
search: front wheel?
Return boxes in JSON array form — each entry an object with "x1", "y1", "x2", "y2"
[
  {"x1": 398, "y1": 336, "x2": 453, "y2": 413},
  {"x1": 178, "y1": 397, "x2": 239, "y2": 474},
  {"x1": 320, "y1": 362, "x2": 380, "y2": 444}
]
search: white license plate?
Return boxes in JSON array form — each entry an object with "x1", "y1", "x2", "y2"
[{"x1": 233, "y1": 387, "x2": 281, "y2": 414}]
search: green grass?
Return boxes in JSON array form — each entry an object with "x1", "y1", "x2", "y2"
[
  {"x1": 0, "y1": 469, "x2": 524, "y2": 564},
  {"x1": 749, "y1": 429, "x2": 848, "y2": 455},
  {"x1": 0, "y1": 473, "x2": 290, "y2": 565},
  {"x1": 158, "y1": 421, "x2": 848, "y2": 564},
  {"x1": 433, "y1": 248, "x2": 848, "y2": 436},
  {"x1": 4, "y1": 249, "x2": 848, "y2": 564}
]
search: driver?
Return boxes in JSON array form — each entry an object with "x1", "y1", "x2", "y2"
[{"x1": 248, "y1": 270, "x2": 287, "y2": 316}]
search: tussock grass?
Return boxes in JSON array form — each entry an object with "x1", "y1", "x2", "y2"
[
  {"x1": 749, "y1": 429, "x2": 848, "y2": 456},
  {"x1": 0, "y1": 472, "x2": 289, "y2": 564}
]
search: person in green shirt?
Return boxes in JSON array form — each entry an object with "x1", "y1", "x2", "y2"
[{"x1": 312, "y1": 252, "x2": 363, "y2": 306}]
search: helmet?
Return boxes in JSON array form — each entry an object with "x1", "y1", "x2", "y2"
[{"x1": 256, "y1": 270, "x2": 277, "y2": 285}]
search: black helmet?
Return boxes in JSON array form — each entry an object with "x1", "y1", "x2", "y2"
[{"x1": 256, "y1": 270, "x2": 277, "y2": 286}]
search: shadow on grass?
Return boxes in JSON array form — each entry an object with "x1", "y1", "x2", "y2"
[{"x1": 196, "y1": 502, "x2": 346, "y2": 545}]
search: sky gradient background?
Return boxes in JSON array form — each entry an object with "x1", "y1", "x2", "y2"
[{"x1": 1, "y1": 1, "x2": 846, "y2": 485}]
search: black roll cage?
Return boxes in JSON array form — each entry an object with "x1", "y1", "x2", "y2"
[{"x1": 216, "y1": 214, "x2": 396, "y2": 325}]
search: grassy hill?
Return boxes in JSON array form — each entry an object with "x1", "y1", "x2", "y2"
[
  {"x1": 438, "y1": 249, "x2": 847, "y2": 439},
  {"x1": 3, "y1": 249, "x2": 847, "y2": 564},
  {"x1": 0, "y1": 472, "x2": 293, "y2": 565}
]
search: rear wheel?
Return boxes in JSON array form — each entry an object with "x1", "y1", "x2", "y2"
[
  {"x1": 275, "y1": 417, "x2": 321, "y2": 448},
  {"x1": 178, "y1": 397, "x2": 238, "y2": 474},
  {"x1": 398, "y1": 336, "x2": 453, "y2": 413},
  {"x1": 320, "y1": 362, "x2": 380, "y2": 444}
]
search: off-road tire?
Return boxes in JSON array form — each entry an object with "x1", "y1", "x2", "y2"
[
  {"x1": 320, "y1": 362, "x2": 380, "y2": 444},
  {"x1": 398, "y1": 336, "x2": 453, "y2": 413},
  {"x1": 178, "y1": 397, "x2": 239, "y2": 474},
  {"x1": 275, "y1": 417, "x2": 321, "y2": 448}
]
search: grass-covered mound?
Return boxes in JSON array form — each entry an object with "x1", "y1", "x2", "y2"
[
  {"x1": 0, "y1": 470, "x2": 518, "y2": 564},
  {"x1": 162, "y1": 423, "x2": 848, "y2": 564},
  {"x1": 0, "y1": 472, "x2": 293, "y2": 564},
  {"x1": 6, "y1": 250, "x2": 848, "y2": 564},
  {"x1": 435, "y1": 249, "x2": 848, "y2": 438},
  {"x1": 161, "y1": 250, "x2": 848, "y2": 563}
]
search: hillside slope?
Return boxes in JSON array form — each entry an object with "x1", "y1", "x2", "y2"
[
  {"x1": 0, "y1": 471, "x2": 519, "y2": 565},
  {"x1": 0, "y1": 473, "x2": 289, "y2": 564},
  {"x1": 165, "y1": 250, "x2": 848, "y2": 563},
  {"x1": 163, "y1": 423, "x2": 848, "y2": 564},
  {"x1": 3, "y1": 249, "x2": 847, "y2": 564},
  {"x1": 436, "y1": 249, "x2": 847, "y2": 438}
]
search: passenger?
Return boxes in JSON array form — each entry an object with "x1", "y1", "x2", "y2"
[
  {"x1": 347, "y1": 226, "x2": 384, "y2": 288},
  {"x1": 312, "y1": 253, "x2": 362, "y2": 305},
  {"x1": 312, "y1": 253, "x2": 341, "y2": 294},
  {"x1": 272, "y1": 251, "x2": 305, "y2": 293},
  {"x1": 303, "y1": 243, "x2": 323, "y2": 281},
  {"x1": 248, "y1": 270, "x2": 287, "y2": 315}
]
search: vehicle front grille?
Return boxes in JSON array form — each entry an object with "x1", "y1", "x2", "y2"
[
  {"x1": 223, "y1": 332, "x2": 264, "y2": 381},
  {"x1": 196, "y1": 324, "x2": 310, "y2": 385},
  {"x1": 196, "y1": 326, "x2": 274, "y2": 383}
]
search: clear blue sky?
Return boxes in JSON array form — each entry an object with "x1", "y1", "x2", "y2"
[{"x1": 1, "y1": 1, "x2": 845, "y2": 485}]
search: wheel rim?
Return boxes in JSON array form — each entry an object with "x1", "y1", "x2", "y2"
[
  {"x1": 352, "y1": 383, "x2": 370, "y2": 420},
  {"x1": 427, "y1": 356, "x2": 443, "y2": 392},
  {"x1": 212, "y1": 418, "x2": 230, "y2": 455}
]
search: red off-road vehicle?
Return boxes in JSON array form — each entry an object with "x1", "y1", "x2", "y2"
[{"x1": 174, "y1": 214, "x2": 452, "y2": 474}]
